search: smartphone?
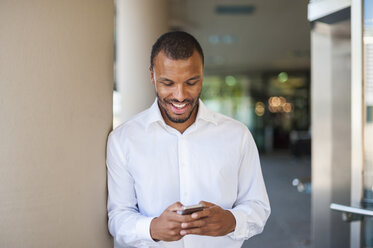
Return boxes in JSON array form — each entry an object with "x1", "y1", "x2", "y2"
[{"x1": 177, "y1": 203, "x2": 205, "y2": 215}]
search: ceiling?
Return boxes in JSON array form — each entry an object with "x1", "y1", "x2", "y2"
[{"x1": 169, "y1": 0, "x2": 311, "y2": 74}]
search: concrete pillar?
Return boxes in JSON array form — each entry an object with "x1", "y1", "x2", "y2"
[
  {"x1": 0, "y1": 1, "x2": 114, "y2": 247},
  {"x1": 311, "y1": 21, "x2": 351, "y2": 248},
  {"x1": 311, "y1": 23, "x2": 333, "y2": 248},
  {"x1": 116, "y1": 0, "x2": 169, "y2": 122}
]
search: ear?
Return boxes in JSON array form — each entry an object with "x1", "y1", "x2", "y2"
[{"x1": 149, "y1": 66, "x2": 155, "y2": 87}]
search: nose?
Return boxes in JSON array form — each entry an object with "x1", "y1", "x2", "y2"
[{"x1": 174, "y1": 84, "x2": 187, "y2": 102}]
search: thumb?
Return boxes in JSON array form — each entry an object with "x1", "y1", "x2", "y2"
[
  {"x1": 199, "y1": 201, "x2": 215, "y2": 208},
  {"x1": 168, "y1": 201, "x2": 184, "y2": 211}
]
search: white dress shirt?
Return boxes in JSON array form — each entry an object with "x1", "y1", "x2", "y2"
[{"x1": 106, "y1": 99, "x2": 270, "y2": 248}]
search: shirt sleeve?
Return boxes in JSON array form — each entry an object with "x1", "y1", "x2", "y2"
[
  {"x1": 227, "y1": 130, "x2": 271, "y2": 240},
  {"x1": 106, "y1": 132, "x2": 159, "y2": 247}
]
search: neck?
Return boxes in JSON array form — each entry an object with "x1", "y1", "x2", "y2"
[{"x1": 160, "y1": 104, "x2": 199, "y2": 134}]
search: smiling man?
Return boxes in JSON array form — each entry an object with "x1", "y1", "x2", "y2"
[
  {"x1": 106, "y1": 31, "x2": 270, "y2": 248},
  {"x1": 151, "y1": 48, "x2": 202, "y2": 133}
]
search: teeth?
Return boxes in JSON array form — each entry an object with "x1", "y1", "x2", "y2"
[{"x1": 172, "y1": 103, "x2": 186, "y2": 108}]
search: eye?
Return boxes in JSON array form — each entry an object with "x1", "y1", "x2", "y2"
[
  {"x1": 186, "y1": 80, "x2": 199, "y2": 86},
  {"x1": 161, "y1": 81, "x2": 173, "y2": 86}
]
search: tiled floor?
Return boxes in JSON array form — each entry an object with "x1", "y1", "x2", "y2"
[{"x1": 242, "y1": 152, "x2": 311, "y2": 248}]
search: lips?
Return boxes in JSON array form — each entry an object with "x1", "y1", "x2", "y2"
[{"x1": 169, "y1": 102, "x2": 189, "y2": 114}]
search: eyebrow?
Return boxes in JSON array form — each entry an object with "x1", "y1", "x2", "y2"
[
  {"x1": 157, "y1": 75, "x2": 201, "y2": 83},
  {"x1": 158, "y1": 77, "x2": 174, "y2": 82},
  {"x1": 186, "y1": 75, "x2": 201, "y2": 82}
]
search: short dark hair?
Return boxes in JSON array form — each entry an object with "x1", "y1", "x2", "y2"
[{"x1": 150, "y1": 31, "x2": 204, "y2": 68}]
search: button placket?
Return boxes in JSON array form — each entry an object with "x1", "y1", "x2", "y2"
[
  {"x1": 178, "y1": 135, "x2": 189, "y2": 203},
  {"x1": 178, "y1": 136, "x2": 185, "y2": 203}
]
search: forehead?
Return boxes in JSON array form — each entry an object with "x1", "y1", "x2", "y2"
[{"x1": 153, "y1": 50, "x2": 203, "y2": 77}]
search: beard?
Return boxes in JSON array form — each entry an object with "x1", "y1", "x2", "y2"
[{"x1": 156, "y1": 92, "x2": 200, "y2": 124}]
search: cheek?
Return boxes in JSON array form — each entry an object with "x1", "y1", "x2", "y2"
[
  {"x1": 156, "y1": 87, "x2": 172, "y2": 98},
  {"x1": 190, "y1": 85, "x2": 202, "y2": 97}
]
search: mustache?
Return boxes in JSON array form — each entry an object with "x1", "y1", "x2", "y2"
[{"x1": 164, "y1": 98, "x2": 194, "y2": 104}]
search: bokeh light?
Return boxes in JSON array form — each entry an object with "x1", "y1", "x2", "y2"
[
  {"x1": 278, "y1": 72, "x2": 288, "y2": 83},
  {"x1": 268, "y1": 96, "x2": 293, "y2": 113},
  {"x1": 255, "y1": 102, "x2": 265, "y2": 116},
  {"x1": 225, "y1": 75, "x2": 237, "y2": 86}
]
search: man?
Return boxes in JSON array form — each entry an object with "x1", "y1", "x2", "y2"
[{"x1": 106, "y1": 31, "x2": 270, "y2": 248}]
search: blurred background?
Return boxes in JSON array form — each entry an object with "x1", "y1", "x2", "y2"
[
  {"x1": 113, "y1": 1, "x2": 373, "y2": 248},
  {"x1": 114, "y1": 1, "x2": 311, "y2": 248}
]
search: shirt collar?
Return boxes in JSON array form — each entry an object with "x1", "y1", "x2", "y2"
[
  {"x1": 195, "y1": 99, "x2": 218, "y2": 126},
  {"x1": 146, "y1": 98, "x2": 166, "y2": 129},
  {"x1": 146, "y1": 98, "x2": 218, "y2": 130}
]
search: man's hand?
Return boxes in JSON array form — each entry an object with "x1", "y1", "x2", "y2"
[
  {"x1": 150, "y1": 202, "x2": 194, "y2": 241},
  {"x1": 179, "y1": 201, "x2": 236, "y2": 237}
]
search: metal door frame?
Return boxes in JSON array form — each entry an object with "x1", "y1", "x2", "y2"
[{"x1": 351, "y1": 0, "x2": 363, "y2": 247}]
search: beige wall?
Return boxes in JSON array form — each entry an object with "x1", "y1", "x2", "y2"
[{"x1": 0, "y1": 1, "x2": 114, "y2": 247}]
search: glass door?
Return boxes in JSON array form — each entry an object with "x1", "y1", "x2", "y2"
[{"x1": 362, "y1": 0, "x2": 373, "y2": 246}]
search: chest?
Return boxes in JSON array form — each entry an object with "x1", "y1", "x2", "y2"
[
  {"x1": 124, "y1": 129, "x2": 243, "y2": 215},
  {"x1": 127, "y1": 132, "x2": 241, "y2": 181}
]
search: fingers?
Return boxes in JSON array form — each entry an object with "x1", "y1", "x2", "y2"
[
  {"x1": 166, "y1": 201, "x2": 216, "y2": 223},
  {"x1": 150, "y1": 215, "x2": 183, "y2": 241},
  {"x1": 167, "y1": 201, "x2": 184, "y2": 212},
  {"x1": 191, "y1": 207, "x2": 213, "y2": 219},
  {"x1": 180, "y1": 227, "x2": 205, "y2": 236},
  {"x1": 171, "y1": 211, "x2": 195, "y2": 222},
  {"x1": 181, "y1": 219, "x2": 206, "y2": 229},
  {"x1": 199, "y1": 201, "x2": 216, "y2": 208}
]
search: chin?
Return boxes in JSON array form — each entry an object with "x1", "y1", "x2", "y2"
[{"x1": 167, "y1": 112, "x2": 191, "y2": 124}]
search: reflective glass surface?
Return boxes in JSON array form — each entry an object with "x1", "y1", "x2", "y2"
[{"x1": 363, "y1": 0, "x2": 373, "y2": 246}]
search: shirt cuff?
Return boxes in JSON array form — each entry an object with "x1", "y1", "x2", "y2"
[
  {"x1": 136, "y1": 216, "x2": 158, "y2": 243},
  {"x1": 227, "y1": 209, "x2": 248, "y2": 240}
]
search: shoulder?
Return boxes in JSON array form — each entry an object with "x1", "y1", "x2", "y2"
[
  {"x1": 203, "y1": 108, "x2": 257, "y2": 155},
  {"x1": 209, "y1": 109, "x2": 251, "y2": 135},
  {"x1": 202, "y1": 105, "x2": 256, "y2": 146},
  {"x1": 109, "y1": 108, "x2": 149, "y2": 141}
]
